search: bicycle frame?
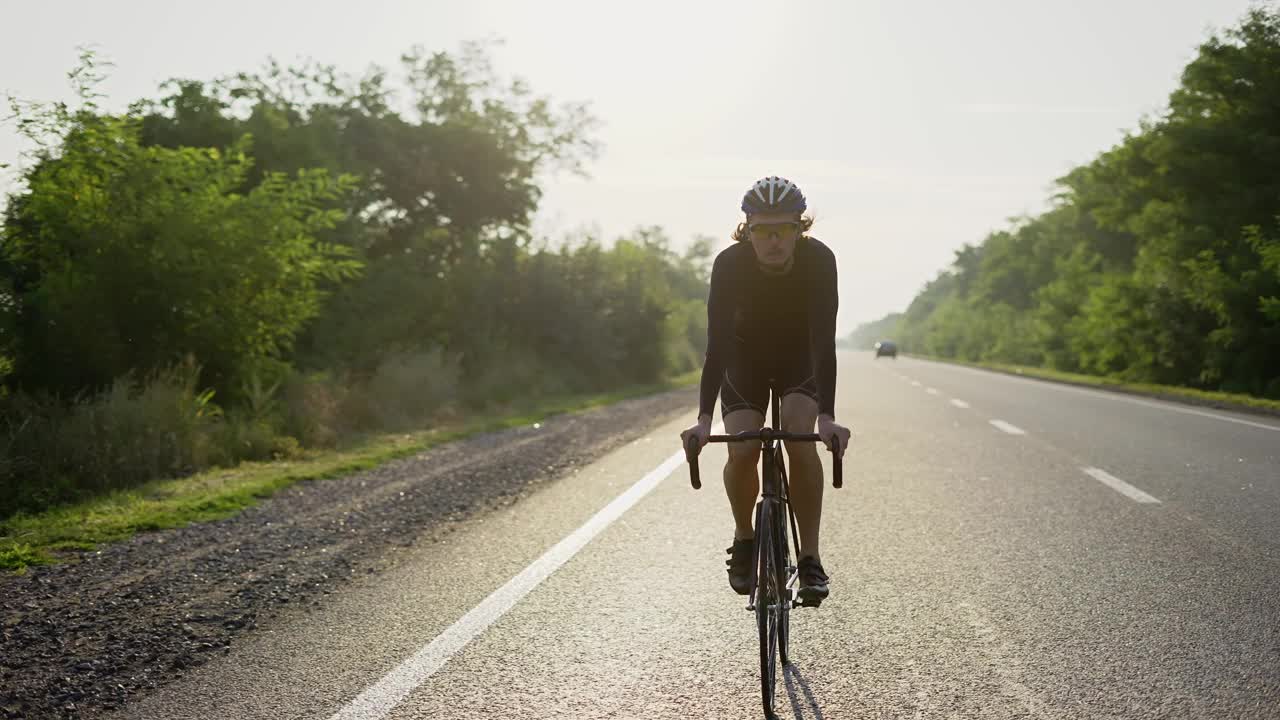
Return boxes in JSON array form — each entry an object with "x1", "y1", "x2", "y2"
[{"x1": 747, "y1": 391, "x2": 796, "y2": 612}]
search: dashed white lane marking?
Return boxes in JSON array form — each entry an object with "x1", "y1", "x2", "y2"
[
  {"x1": 926, "y1": 387, "x2": 940, "y2": 395},
  {"x1": 328, "y1": 427, "x2": 720, "y2": 720},
  {"x1": 1082, "y1": 466, "x2": 1161, "y2": 504},
  {"x1": 911, "y1": 381, "x2": 922, "y2": 387},
  {"x1": 989, "y1": 420, "x2": 1026, "y2": 435},
  {"x1": 950, "y1": 399, "x2": 970, "y2": 409}
]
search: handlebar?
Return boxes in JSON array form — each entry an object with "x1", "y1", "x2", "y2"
[{"x1": 684, "y1": 430, "x2": 843, "y2": 490}]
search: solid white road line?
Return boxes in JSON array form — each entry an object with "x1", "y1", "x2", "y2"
[
  {"x1": 1082, "y1": 466, "x2": 1161, "y2": 504},
  {"x1": 1104, "y1": 398, "x2": 1280, "y2": 432},
  {"x1": 917, "y1": 360, "x2": 1280, "y2": 433},
  {"x1": 950, "y1": 399, "x2": 970, "y2": 409},
  {"x1": 328, "y1": 428, "x2": 718, "y2": 720},
  {"x1": 989, "y1": 420, "x2": 1026, "y2": 435}
]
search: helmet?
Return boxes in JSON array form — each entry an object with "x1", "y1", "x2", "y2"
[{"x1": 741, "y1": 176, "x2": 807, "y2": 214}]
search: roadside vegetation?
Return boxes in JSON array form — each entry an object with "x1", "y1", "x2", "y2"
[
  {"x1": 0, "y1": 371, "x2": 697, "y2": 571},
  {"x1": 0, "y1": 43, "x2": 710, "y2": 565},
  {"x1": 851, "y1": 9, "x2": 1280, "y2": 401}
]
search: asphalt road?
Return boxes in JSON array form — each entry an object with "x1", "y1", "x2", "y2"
[{"x1": 116, "y1": 353, "x2": 1280, "y2": 719}]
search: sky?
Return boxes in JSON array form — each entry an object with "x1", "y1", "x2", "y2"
[{"x1": 0, "y1": 0, "x2": 1263, "y2": 333}]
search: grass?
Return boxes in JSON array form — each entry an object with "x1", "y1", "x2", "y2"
[
  {"x1": 0, "y1": 371, "x2": 700, "y2": 572},
  {"x1": 909, "y1": 355, "x2": 1280, "y2": 414}
]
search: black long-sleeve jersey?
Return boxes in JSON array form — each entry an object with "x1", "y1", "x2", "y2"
[{"x1": 698, "y1": 237, "x2": 839, "y2": 419}]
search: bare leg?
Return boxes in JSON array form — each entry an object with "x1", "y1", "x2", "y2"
[
  {"x1": 723, "y1": 408, "x2": 765, "y2": 540},
  {"x1": 781, "y1": 394, "x2": 822, "y2": 561}
]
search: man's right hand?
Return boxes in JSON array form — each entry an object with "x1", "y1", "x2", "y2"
[{"x1": 680, "y1": 414, "x2": 713, "y2": 456}]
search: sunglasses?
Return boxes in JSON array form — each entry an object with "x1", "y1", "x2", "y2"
[{"x1": 748, "y1": 221, "x2": 800, "y2": 238}]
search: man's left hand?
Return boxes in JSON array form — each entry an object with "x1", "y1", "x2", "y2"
[{"x1": 817, "y1": 414, "x2": 850, "y2": 459}]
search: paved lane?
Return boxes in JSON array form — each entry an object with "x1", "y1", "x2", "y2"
[
  {"x1": 119, "y1": 353, "x2": 1280, "y2": 719},
  {"x1": 886, "y1": 357, "x2": 1280, "y2": 555}
]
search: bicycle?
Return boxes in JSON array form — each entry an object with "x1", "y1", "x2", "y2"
[{"x1": 684, "y1": 389, "x2": 843, "y2": 719}]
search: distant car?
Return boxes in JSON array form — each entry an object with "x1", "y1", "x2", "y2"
[{"x1": 874, "y1": 340, "x2": 898, "y2": 359}]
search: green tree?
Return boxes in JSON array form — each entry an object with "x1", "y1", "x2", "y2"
[
  {"x1": 898, "y1": 7, "x2": 1280, "y2": 396},
  {"x1": 2, "y1": 104, "x2": 360, "y2": 394},
  {"x1": 131, "y1": 43, "x2": 601, "y2": 377}
]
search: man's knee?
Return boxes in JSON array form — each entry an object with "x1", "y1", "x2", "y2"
[
  {"x1": 727, "y1": 443, "x2": 760, "y2": 469},
  {"x1": 783, "y1": 439, "x2": 820, "y2": 461},
  {"x1": 723, "y1": 407, "x2": 763, "y2": 470},
  {"x1": 780, "y1": 393, "x2": 818, "y2": 434}
]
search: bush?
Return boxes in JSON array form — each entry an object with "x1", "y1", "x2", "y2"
[
  {"x1": 281, "y1": 371, "x2": 346, "y2": 448},
  {"x1": 279, "y1": 349, "x2": 463, "y2": 442},
  {"x1": 0, "y1": 359, "x2": 222, "y2": 515},
  {"x1": 335, "y1": 349, "x2": 462, "y2": 433},
  {"x1": 459, "y1": 347, "x2": 569, "y2": 413}
]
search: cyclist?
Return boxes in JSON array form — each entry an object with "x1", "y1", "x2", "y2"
[{"x1": 681, "y1": 176, "x2": 850, "y2": 605}]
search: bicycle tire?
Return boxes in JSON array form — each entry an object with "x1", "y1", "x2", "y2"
[
  {"x1": 756, "y1": 498, "x2": 781, "y2": 718},
  {"x1": 776, "y1": 499, "x2": 793, "y2": 666},
  {"x1": 776, "y1": 452, "x2": 795, "y2": 666}
]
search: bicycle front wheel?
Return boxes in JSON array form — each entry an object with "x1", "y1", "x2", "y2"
[
  {"x1": 755, "y1": 499, "x2": 782, "y2": 718},
  {"x1": 776, "y1": 498, "x2": 793, "y2": 666}
]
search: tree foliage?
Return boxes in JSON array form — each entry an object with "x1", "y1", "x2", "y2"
[
  {"x1": 0, "y1": 43, "x2": 707, "y2": 515},
  {"x1": 3, "y1": 94, "x2": 360, "y2": 394},
  {"x1": 897, "y1": 8, "x2": 1280, "y2": 397}
]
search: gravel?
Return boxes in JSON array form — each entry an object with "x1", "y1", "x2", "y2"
[{"x1": 0, "y1": 388, "x2": 694, "y2": 719}]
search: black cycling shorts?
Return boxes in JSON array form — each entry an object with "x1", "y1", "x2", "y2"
[{"x1": 720, "y1": 341, "x2": 820, "y2": 420}]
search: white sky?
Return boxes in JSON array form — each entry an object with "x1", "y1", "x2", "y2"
[{"x1": 0, "y1": 0, "x2": 1262, "y2": 333}]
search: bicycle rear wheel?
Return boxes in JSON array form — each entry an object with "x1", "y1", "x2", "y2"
[{"x1": 755, "y1": 499, "x2": 782, "y2": 718}]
